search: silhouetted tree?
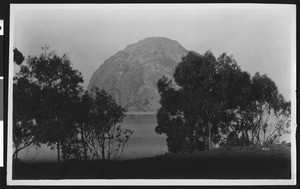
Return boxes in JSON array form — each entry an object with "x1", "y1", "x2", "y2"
[
  {"x1": 14, "y1": 45, "x2": 83, "y2": 162},
  {"x1": 13, "y1": 77, "x2": 41, "y2": 159},
  {"x1": 87, "y1": 87, "x2": 132, "y2": 160},
  {"x1": 156, "y1": 51, "x2": 247, "y2": 152},
  {"x1": 13, "y1": 48, "x2": 40, "y2": 160},
  {"x1": 232, "y1": 72, "x2": 291, "y2": 145},
  {"x1": 266, "y1": 98, "x2": 291, "y2": 144},
  {"x1": 156, "y1": 77, "x2": 185, "y2": 153},
  {"x1": 61, "y1": 87, "x2": 133, "y2": 160},
  {"x1": 65, "y1": 91, "x2": 92, "y2": 161}
]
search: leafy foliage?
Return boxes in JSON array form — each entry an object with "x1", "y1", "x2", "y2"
[
  {"x1": 13, "y1": 46, "x2": 133, "y2": 162},
  {"x1": 14, "y1": 46, "x2": 84, "y2": 162},
  {"x1": 156, "y1": 50, "x2": 291, "y2": 153},
  {"x1": 13, "y1": 46, "x2": 133, "y2": 163},
  {"x1": 232, "y1": 72, "x2": 291, "y2": 146},
  {"x1": 156, "y1": 51, "x2": 246, "y2": 152},
  {"x1": 13, "y1": 77, "x2": 41, "y2": 159},
  {"x1": 63, "y1": 87, "x2": 133, "y2": 160}
]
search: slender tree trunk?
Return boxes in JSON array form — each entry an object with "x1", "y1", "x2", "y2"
[
  {"x1": 208, "y1": 121, "x2": 212, "y2": 150},
  {"x1": 80, "y1": 126, "x2": 87, "y2": 161},
  {"x1": 263, "y1": 130, "x2": 266, "y2": 144},
  {"x1": 101, "y1": 141, "x2": 105, "y2": 160},
  {"x1": 244, "y1": 130, "x2": 249, "y2": 141},
  {"x1": 251, "y1": 129, "x2": 255, "y2": 144},
  {"x1": 107, "y1": 133, "x2": 111, "y2": 160},
  {"x1": 101, "y1": 133, "x2": 105, "y2": 159},
  {"x1": 257, "y1": 129, "x2": 261, "y2": 144},
  {"x1": 188, "y1": 130, "x2": 194, "y2": 152},
  {"x1": 57, "y1": 142, "x2": 60, "y2": 163},
  {"x1": 203, "y1": 103, "x2": 212, "y2": 150}
]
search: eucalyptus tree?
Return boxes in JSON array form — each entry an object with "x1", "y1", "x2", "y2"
[
  {"x1": 233, "y1": 72, "x2": 291, "y2": 145},
  {"x1": 156, "y1": 51, "x2": 248, "y2": 152},
  {"x1": 14, "y1": 45, "x2": 83, "y2": 162}
]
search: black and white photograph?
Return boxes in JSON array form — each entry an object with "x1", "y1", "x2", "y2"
[{"x1": 7, "y1": 4, "x2": 296, "y2": 185}]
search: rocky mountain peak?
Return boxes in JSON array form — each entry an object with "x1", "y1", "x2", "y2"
[{"x1": 87, "y1": 37, "x2": 188, "y2": 113}]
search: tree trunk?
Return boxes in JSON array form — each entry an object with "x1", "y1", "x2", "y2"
[
  {"x1": 208, "y1": 121, "x2": 212, "y2": 150},
  {"x1": 257, "y1": 129, "x2": 261, "y2": 144},
  {"x1": 80, "y1": 126, "x2": 87, "y2": 161},
  {"x1": 107, "y1": 133, "x2": 111, "y2": 160},
  {"x1": 244, "y1": 130, "x2": 249, "y2": 141},
  {"x1": 101, "y1": 141, "x2": 105, "y2": 160},
  {"x1": 57, "y1": 142, "x2": 60, "y2": 163},
  {"x1": 263, "y1": 130, "x2": 266, "y2": 144},
  {"x1": 101, "y1": 133, "x2": 105, "y2": 159}
]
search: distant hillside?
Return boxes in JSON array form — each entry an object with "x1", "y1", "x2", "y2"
[{"x1": 88, "y1": 37, "x2": 188, "y2": 112}]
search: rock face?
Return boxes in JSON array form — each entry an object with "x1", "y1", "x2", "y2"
[{"x1": 87, "y1": 37, "x2": 188, "y2": 112}]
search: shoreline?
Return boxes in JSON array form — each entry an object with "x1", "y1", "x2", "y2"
[{"x1": 126, "y1": 110, "x2": 157, "y2": 115}]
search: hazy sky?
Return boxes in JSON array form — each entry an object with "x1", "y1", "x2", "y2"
[{"x1": 11, "y1": 4, "x2": 295, "y2": 101}]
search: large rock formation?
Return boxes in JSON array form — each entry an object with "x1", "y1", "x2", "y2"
[{"x1": 87, "y1": 37, "x2": 188, "y2": 112}]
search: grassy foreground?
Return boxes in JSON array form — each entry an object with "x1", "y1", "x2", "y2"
[{"x1": 13, "y1": 143, "x2": 291, "y2": 179}]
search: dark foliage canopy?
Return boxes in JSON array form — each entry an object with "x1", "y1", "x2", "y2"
[
  {"x1": 13, "y1": 46, "x2": 133, "y2": 162},
  {"x1": 156, "y1": 50, "x2": 290, "y2": 153}
]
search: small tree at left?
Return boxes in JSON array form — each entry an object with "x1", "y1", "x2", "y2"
[
  {"x1": 13, "y1": 45, "x2": 83, "y2": 163},
  {"x1": 13, "y1": 48, "x2": 42, "y2": 160}
]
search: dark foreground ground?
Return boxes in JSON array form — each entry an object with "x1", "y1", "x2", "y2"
[{"x1": 13, "y1": 143, "x2": 291, "y2": 179}]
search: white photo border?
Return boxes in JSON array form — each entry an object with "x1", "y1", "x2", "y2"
[{"x1": 7, "y1": 3, "x2": 297, "y2": 186}]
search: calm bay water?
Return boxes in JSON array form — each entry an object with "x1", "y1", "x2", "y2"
[
  {"x1": 18, "y1": 114, "x2": 168, "y2": 162},
  {"x1": 121, "y1": 114, "x2": 168, "y2": 159}
]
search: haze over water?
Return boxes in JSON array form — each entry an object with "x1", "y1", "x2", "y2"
[{"x1": 18, "y1": 114, "x2": 167, "y2": 162}]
